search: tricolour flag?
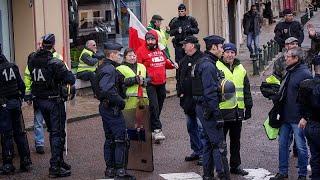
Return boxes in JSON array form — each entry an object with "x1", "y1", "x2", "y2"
[{"x1": 127, "y1": 8, "x2": 147, "y2": 52}]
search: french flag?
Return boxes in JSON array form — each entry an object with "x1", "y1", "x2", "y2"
[{"x1": 127, "y1": 8, "x2": 147, "y2": 52}]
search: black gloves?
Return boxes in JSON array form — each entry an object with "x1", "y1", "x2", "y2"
[
  {"x1": 124, "y1": 76, "x2": 139, "y2": 86},
  {"x1": 244, "y1": 108, "x2": 252, "y2": 120}
]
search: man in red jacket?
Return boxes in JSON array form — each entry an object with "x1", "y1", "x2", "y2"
[{"x1": 136, "y1": 30, "x2": 178, "y2": 141}]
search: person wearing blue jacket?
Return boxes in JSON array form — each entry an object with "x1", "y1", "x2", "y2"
[
  {"x1": 193, "y1": 35, "x2": 230, "y2": 180},
  {"x1": 270, "y1": 47, "x2": 312, "y2": 180}
]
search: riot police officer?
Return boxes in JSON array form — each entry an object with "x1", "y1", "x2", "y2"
[
  {"x1": 0, "y1": 44, "x2": 32, "y2": 175},
  {"x1": 94, "y1": 42, "x2": 135, "y2": 179},
  {"x1": 28, "y1": 34, "x2": 75, "y2": 178},
  {"x1": 193, "y1": 35, "x2": 230, "y2": 180}
]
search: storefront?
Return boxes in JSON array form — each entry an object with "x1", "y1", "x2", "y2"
[
  {"x1": 0, "y1": 0, "x2": 13, "y2": 61},
  {"x1": 68, "y1": 0, "x2": 141, "y2": 68}
]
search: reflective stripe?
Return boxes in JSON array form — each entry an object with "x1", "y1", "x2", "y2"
[
  {"x1": 266, "y1": 75, "x2": 281, "y2": 85},
  {"x1": 216, "y1": 61, "x2": 247, "y2": 109}
]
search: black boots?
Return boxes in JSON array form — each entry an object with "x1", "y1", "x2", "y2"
[
  {"x1": 105, "y1": 167, "x2": 115, "y2": 178},
  {"x1": 20, "y1": 157, "x2": 32, "y2": 172},
  {"x1": 49, "y1": 166, "x2": 71, "y2": 178},
  {"x1": 114, "y1": 168, "x2": 136, "y2": 180},
  {"x1": 0, "y1": 164, "x2": 15, "y2": 175}
]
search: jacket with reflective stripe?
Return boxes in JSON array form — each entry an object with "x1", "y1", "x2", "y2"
[
  {"x1": 77, "y1": 48, "x2": 96, "y2": 72},
  {"x1": 116, "y1": 63, "x2": 148, "y2": 109},
  {"x1": 216, "y1": 60, "x2": 247, "y2": 109}
]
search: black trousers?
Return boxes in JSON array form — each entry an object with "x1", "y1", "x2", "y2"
[
  {"x1": 146, "y1": 84, "x2": 166, "y2": 131},
  {"x1": 223, "y1": 121, "x2": 242, "y2": 169}
]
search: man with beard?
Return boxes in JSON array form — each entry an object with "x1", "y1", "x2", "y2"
[{"x1": 136, "y1": 30, "x2": 178, "y2": 142}]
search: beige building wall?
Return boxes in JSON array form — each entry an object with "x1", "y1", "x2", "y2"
[
  {"x1": 33, "y1": 0, "x2": 68, "y2": 63},
  {"x1": 12, "y1": 0, "x2": 35, "y2": 74}
]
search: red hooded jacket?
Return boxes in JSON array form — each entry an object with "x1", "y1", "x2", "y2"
[{"x1": 136, "y1": 30, "x2": 175, "y2": 85}]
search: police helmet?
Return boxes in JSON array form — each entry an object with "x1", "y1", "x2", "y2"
[
  {"x1": 260, "y1": 82, "x2": 280, "y2": 99},
  {"x1": 219, "y1": 79, "x2": 236, "y2": 101},
  {"x1": 42, "y1": 33, "x2": 56, "y2": 46}
]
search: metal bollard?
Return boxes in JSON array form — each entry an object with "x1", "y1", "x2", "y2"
[
  {"x1": 263, "y1": 44, "x2": 268, "y2": 66},
  {"x1": 267, "y1": 41, "x2": 272, "y2": 61},
  {"x1": 274, "y1": 41, "x2": 279, "y2": 55},
  {"x1": 252, "y1": 54, "x2": 259, "y2": 75},
  {"x1": 271, "y1": 40, "x2": 276, "y2": 58},
  {"x1": 258, "y1": 48, "x2": 263, "y2": 71}
]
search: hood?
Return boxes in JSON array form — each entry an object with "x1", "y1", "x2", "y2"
[{"x1": 145, "y1": 30, "x2": 159, "y2": 43}]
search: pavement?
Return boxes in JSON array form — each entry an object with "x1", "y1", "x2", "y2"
[{"x1": 9, "y1": 10, "x2": 319, "y2": 180}]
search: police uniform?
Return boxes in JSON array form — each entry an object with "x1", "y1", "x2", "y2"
[
  {"x1": 0, "y1": 53, "x2": 32, "y2": 174},
  {"x1": 28, "y1": 34, "x2": 75, "y2": 177},
  {"x1": 169, "y1": 4, "x2": 199, "y2": 62},
  {"x1": 94, "y1": 42, "x2": 135, "y2": 179},
  {"x1": 24, "y1": 47, "x2": 64, "y2": 154},
  {"x1": 297, "y1": 55, "x2": 320, "y2": 179},
  {"x1": 193, "y1": 35, "x2": 230, "y2": 180}
]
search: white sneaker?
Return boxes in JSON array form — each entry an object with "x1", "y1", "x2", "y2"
[
  {"x1": 154, "y1": 129, "x2": 165, "y2": 140},
  {"x1": 307, "y1": 164, "x2": 311, "y2": 172}
]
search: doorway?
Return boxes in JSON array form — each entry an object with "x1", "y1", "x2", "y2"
[{"x1": 228, "y1": 0, "x2": 237, "y2": 44}]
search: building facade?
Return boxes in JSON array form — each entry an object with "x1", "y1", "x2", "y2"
[{"x1": 0, "y1": 0, "x2": 306, "y2": 75}]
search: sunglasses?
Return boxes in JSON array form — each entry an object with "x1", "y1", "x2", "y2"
[{"x1": 178, "y1": 10, "x2": 185, "y2": 13}]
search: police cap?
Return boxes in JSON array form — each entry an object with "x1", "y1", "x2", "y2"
[
  {"x1": 178, "y1": 4, "x2": 186, "y2": 10},
  {"x1": 203, "y1": 35, "x2": 225, "y2": 47},
  {"x1": 103, "y1": 42, "x2": 123, "y2": 51},
  {"x1": 180, "y1": 35, "x2": 198, "y2": 44}
]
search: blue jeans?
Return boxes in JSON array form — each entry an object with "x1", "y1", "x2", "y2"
[
  {"x1": 278, "y1": 122, "x2": 308, "y2": 176},
  {"x1": 247, "y1": 32, "x2": 260, "y2": 55},
  {"x1": 186, "y1": 115, "x2": 205, "y2": 156},
  {"x1": 34, "y1": 108, "x2": 45, "y2": 147}
]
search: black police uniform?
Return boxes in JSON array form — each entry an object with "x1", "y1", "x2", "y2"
[
  {"x1": 297, "y1": 58, "x2": 320, "y2": 179},
  {"x1": 28, "y1": 48, "x2": 75, "y2": 177},
  {"x1": 0, "y1": 53, "x2": 32, "y2": 174},
  {"x1": 274, "y1": 20, "x2": 304, "y2": 51},
  {"x1": 94, "y1": 43, "x2": 135, "y2": 179},
  {"x1": 193, "y1": 35, "x2": 230, "y2": 180},
  {"x1": 169, "y1": 5, "x2": 199, "y2": 63}
]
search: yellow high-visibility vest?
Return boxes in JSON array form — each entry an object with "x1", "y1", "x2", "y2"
[
  {"x1": 77, "y1": 48, "x2": 96, "y2": 73},
  {"x1": 116, "y1": 63, "x2": 148, "y2": 109},
  {"x1": 216, "y1": 60, "x2": 247, "y2": 109}
]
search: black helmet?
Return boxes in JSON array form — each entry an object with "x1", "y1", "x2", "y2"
[
  {"x1": 42, "y1": 33, "x2": 55, "y2": 46},
  {"x1": 219, "y1": 79, "x2": 236, "y2": 101}
]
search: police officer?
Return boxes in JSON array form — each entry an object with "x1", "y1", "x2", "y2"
[
  {"x1": 297, "y1": 55, "x2": 320, "y2": 180},
  {"x1": 193, "y1": 35, "x2": 230, "y2": 180},
  {"x1": 28, "y1": 33, "x2": 75, "y2": 177},
  {"x1": 94, "y1": 42, "x2": 135, "y2": 179},
  {"x1": 0, "y1": 44, "x2": 32, "y2": 175},
  {"x1": 274, "y1": 9, "x2": 304, "y2": 51},
  {"x1": 169, "y1": 3, "x2": 199, "y2": 63},
  {"x1": 218, "y1": 43, "x2": 253, "y2": 176},
  {"x1": 24, "y1": 34, "x2": 64, "y2": 154}
]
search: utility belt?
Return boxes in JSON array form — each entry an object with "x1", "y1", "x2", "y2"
[{"x1": 101, "y1": 99, "x2": 122, "y2": 116}]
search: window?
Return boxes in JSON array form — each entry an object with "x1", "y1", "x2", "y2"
[{"x1": 68, "y1": 0, "x2": 141, "y2": 69}]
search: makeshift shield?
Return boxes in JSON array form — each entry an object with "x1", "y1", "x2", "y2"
[{"x1": 123, "y1": 96, "x2": 153, "y2": 172}]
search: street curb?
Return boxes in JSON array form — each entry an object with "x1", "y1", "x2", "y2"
[{"x1": 25, "y1": 113, "x2": 100, "y2": 132}]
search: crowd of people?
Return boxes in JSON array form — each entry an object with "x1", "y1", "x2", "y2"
[{"x1": 0, "y1": 2, "x2": 319, "y2": 180}]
